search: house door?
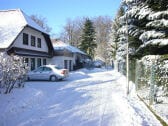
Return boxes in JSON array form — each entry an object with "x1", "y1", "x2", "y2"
[
  {"x1": 64, "y1": 60, "x2": 68, "y2": 69},
  {"x1": 37, "y1": 58, "x2": 42, "y2": 68},
  {"x1": 30, "y1": 58, "x2": 35, "y2": 70},
  {"x1": 69, "y1": 60, "x2": 72, "y2": 71}
]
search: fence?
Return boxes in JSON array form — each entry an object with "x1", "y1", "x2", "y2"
[{"x1": 134, "y1": 55, "x2": 168, "y2": 105}]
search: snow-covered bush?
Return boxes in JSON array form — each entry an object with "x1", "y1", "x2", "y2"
[{"x1": 0, "y1": 53, "x2": 29, "y2": 94}]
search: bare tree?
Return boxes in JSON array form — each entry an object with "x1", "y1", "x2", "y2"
[
  {"x1": 93, "y1": 16, "x2": 112, "y2": 64},
  {"x1": 59, "y1": 17, "x2": 85, "y2": 47},
  {"x1": 30, "y1": 14, "x2": 52, "y2": 33}
]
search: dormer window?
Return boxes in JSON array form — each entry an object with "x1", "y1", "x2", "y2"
[
  {"x1": 37, "y1": 38, "x2": 41, "y2": 48},
  {"x1": 23, "y1": 33, "x2": 29, "y2": 45},
  {"x1": 31, "y1": 35, "x2": 36, "y2": 47}
]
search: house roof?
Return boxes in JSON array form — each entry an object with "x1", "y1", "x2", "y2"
[
  {"x1": 52, "y1": 40, "x2": 86, "y2": 55},
  {"x1": 0, "y1": 9, "x2": 48, "y2": 49}
]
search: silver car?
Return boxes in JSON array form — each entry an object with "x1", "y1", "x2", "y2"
[{"x1": 27, "y1": 65, "x2": 69, "y2": 81}]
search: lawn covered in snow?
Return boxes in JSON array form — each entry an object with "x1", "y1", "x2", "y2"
[{"x1": 0, "y1": 68, "x2": 162, "y2": 126}]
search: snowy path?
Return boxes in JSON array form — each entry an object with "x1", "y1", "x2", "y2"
[{"x1": 0, "y1": 68, "x2": 161, "y2": 126}]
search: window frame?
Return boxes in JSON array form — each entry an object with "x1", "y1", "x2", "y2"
[
  {"x1": 31, "y1": 35, "x2": 36, "y2": 47},
  {"x1": 23, "y1": 33, "x2": 29, "y2": 45},
  {"x1": 37, "y1": 38, "x2": 42, "y2": 48}
]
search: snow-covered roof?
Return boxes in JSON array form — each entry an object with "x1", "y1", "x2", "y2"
[
  {"x1": 52, "y1": 40, "x2": 86, "y2": 55},
  {"x1": 0, "y1": 9, "x2": 48, "y2": 49}
]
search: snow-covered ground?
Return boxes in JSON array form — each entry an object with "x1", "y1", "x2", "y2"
[
  {"x1": 137, "y1": 88, "x2": 168, "y2": 124},
  {"x1": 0, "y1": 68, "x2": 163, "y2": 126}
]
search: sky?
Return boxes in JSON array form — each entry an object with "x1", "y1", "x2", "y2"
[{"x1": 0, "y1": 0, "x2": 122, "y2": 36}]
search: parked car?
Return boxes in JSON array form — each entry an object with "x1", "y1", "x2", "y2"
[{"x1": 27, "y1": 65, "x2": 69, "y2": 81}]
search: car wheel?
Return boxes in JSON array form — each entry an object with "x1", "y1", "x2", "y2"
[{"x1": 50, "y1": 75, "x2": 57, "y2": 81}]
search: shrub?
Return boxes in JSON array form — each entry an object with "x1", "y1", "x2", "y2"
[{"x1": 0, "y1": 53, "x2": 29, "y2": 94}]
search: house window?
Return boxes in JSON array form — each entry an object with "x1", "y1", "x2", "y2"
[
  {"x1": 37, "y1": 38, "x2": 41, "y2": 48},
  {"x1": 37, "y1": 58, "x2": 41, "y2": 67},
  {"x1": 31, "y1": 35, "x2": 36, "y2": 47},
  {"x1": 30, "y1": 58, "x2": 35, "y2": 70},
  {"x1": 23, "y1": 33, "x2": 29, "y2": 45},
  {"x1": 43, "y1": 59, "x2": 47, "y2": 65}
]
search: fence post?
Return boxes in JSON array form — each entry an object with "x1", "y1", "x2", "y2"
[{"x1": 149, "y1": 63, "x2": 155, "y2": 105}]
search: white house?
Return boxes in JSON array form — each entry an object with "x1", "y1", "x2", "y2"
[
  {"x1": 0, "y1": 9, "x2": 54, "y2": 70},
  {"x1": 50, "y1": 40, "x2": 90, "y2": 71}
]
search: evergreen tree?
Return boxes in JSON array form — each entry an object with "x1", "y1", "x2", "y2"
[
  {"x1": 80, "y1": 18, "x2": 97, "y2": 58},
  {"x1": 118, "y1": 0, "x2": 168, "y2": 58},
  {"x1": 119, "y1": 0, "x2": 149, "y2": 59},
  {"x1": 115, "y1": 0, "x2": 168, "y2": 75},
  {"x1": 109, "y1": 6, "x2": 125, "y2": 60},
  {"x1": 137, "y1": 0, "x2": 168, "y2": 55}
]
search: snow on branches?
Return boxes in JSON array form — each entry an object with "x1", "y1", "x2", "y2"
[
  {"x1": 148, "y1": 11, "x2": 168, "y2": 20},
  {"x1": 139, "y1": 39, "x2": 168, "y2": 49},
  {"x1": 0, "y1": 53, "x2": 29, "y2": 94},
  {"x1": 139, "y1": 30, "x2": 166, "y2": 42},
  {"x1": 146, "y1": 19, "x2": 168, "y2": 29}
]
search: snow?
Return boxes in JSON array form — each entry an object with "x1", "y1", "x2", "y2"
[
  {"x1": 21, "y1": 10, "x2": 48, "y2": 34},
  {"x1": 122, "y1": 0, "x2": 134, "y2": 4},
  {"x1": 0, "y1": 68, "x2": 164, "y2": 126},
  {"x1": 137, "y1": 6, "x2": 152, "y2": 20},
  {"x1": 137, "y1": 86, "x2": 168, "y2": 124},
  {"x1": 53, "y1": 40, "x2": 86, "y2": 55},
  {"x1": 126, "y1": 6, "x2": 139, "y2": 18},
  {"x1": 146, "y1": 19, "x2": 168, "y2": 28},
  {"x1": 148, "y1": 11, "x2": 168, "y2": 20},
  {"x1": 138, "y1": 39, "x2": 168, "y2": 50},
  {"x1": 0, "y1": 9, "x2": 47, "y2": 49},
  {"x1": 139, "y1": 31, "x2": 166, "y2": 42}
]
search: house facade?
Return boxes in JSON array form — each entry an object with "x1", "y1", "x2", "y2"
[
  {"x1": 50, "y1": 40, "x2": 90, "y2": 71},
  {"x1": 50, "y1": 40, "x2": 74, "y2": 71},
  {"x1": 0, "y1": 9, "x2": 54, "y2": 70},
  {"x1": 51, "y1": 48, "x2": 74, "y2": 71}
]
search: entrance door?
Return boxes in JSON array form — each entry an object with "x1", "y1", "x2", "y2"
[
  {"x1": 64, "y1": 60, "x2": 68, "y2": 69},
  {"x1": 30, "y1": 58, "x2": 35, "y2": 70},
  {"x1": 69, "y1": 60, "x2": 72, "y2": 71}
]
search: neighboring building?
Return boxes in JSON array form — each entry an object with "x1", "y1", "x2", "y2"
[
  {"x1": 0, "y1": 9, "x2": 54, "y2": 70},
  {"x1": 50, "y1": 40, "x2": 90, "y2": 71}
]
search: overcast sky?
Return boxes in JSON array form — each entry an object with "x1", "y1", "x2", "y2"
[{"x1": 0, "y1": 0, "x2": 122, "y2": 35}]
